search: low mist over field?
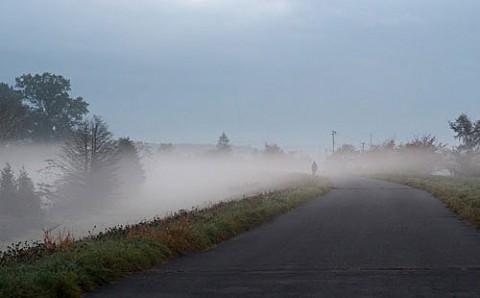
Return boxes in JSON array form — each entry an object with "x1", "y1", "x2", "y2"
[
  {"x1": 0, "y1": 140, "x2": 312, "y2": 247},
  {"x1": 1, "y1": 122, "x2": 479, "y2": 248}
]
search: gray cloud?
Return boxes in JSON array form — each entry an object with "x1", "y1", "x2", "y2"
[{"x1": 1, "y1": 0, "x2": 480, "y2": 150}]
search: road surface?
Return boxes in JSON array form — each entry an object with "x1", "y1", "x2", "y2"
[{"x1": 89, "y1": 177, "x2": 480, "y2": 297}]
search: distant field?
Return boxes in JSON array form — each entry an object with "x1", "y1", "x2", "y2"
[
  {"x1": 371, "y1": 174, "x2": 480, "y2": 229},
  {"x1": 0, "y1": 175, "x2": 330, "y2": 298}
]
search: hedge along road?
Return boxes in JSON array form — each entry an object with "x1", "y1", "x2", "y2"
[{"x1": 89, "y1": 177, "x2": 480, "y2": 297}]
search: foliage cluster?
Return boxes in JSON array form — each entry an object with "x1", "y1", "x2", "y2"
[
  {"x1": 0, "y1": 163, "x2": 42, "y2": 223},
  {"x1": 328, "y1": 114, "x2": 480, "y2": 177},
  {"x1": 0, "y1": 73, "x2": 89, "y2": 142},
  {"x1": 263, "y1": 142, "x2": 284, "y2": 157},
  {"x1": 327, "y1": 134, "x2": 446, "y2": 175},
  {"x1": 47, "y1": 123, "x2": 145, "y2": 216},
  {"x1": 448, "y1": 113, "x2": 480, "y2": 176},
  {"x1": 0, "y1": 176, "x2": 330, "y2": 297},
  {"x1": 1, "y1": 72, "x2": 146, "y2": 220}
]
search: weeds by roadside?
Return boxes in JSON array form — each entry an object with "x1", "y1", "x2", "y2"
[
  {"x1": 0, "y1": 175, "x2": 330, "y2": 298},
  {"x1": 43, "y1": 225, "x2": 75, "y2": 251},
  {"x1": 371, "y1": 174, "x2": 480, "y2": 229}
]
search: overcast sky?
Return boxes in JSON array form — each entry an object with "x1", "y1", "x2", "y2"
[{"x1": 1, "y1": 0, "x2": 479, "y2": 153}]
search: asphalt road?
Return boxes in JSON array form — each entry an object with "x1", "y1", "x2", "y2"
[{"x1": 88, "y1": 177, "x2": 480, "y2": 297}]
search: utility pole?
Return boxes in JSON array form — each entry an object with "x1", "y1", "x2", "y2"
[{"x1": 332, "y1": 130, "x2": 337, "y2": 153}]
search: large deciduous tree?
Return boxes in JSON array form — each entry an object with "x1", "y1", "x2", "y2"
[
  {"x1": 404, "y1": 134, "x2": 444, "y2": 153},
  {"x1": 15, "y1": 73, "x2": 89, "y2": 141},
  {"x1": 449, "y1": 114, "x2": 480, "y2": 176},
  {"x1": 402, "y1": 134, "x2": 445, "y2": 174},
  {"x1": 0, "y1": 83, "x2": 28, "y2": 142},
  {"x1": 51, "y1": 116, "x2": 118, "y2": 213},
  {"x1": 449, "y1": 114, "x2": 480, "y2": 151}
]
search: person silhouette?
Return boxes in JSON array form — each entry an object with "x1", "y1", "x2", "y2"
[{"x1": 311, "y1": 161, "x2": 318, "y2": 176}]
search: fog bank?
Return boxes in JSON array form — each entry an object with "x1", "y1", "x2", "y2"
[{"x1": 0, "y1": 143, "x2": 312, "y2": 248}]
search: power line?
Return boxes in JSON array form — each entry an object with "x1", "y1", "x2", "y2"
[
  {"x1": 332, "y1": 131, "x2": 372, "y2": 152},
  {"x1": 336, "y1": 132, "x2": 364, "y2": 145}
]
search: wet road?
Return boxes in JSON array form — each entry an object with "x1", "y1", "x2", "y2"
[{"x1": 89, "y1": 177, "x2": 480, "y2": 297}]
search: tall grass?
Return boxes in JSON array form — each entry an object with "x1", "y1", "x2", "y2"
[
  {"x1": 371, "y1": 174, "x2": 480, "y2": 228},
  {"x1": 0, "y1": 175, "x2": 330, "y2": 297}
]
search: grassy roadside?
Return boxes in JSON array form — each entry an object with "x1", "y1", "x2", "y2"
[
  {"x1": 0, "y1": 175, "x2": 330, "y2": 298},
  {"x1": 370, "y1": 174, "x2": 480, "y2": 229}
]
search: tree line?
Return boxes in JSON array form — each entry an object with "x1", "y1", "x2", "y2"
[
  {"x1": 328, "y1": 113, "x2": 480, "y2": 177},
  {"x1": 2, "y1": 71, "x2": 479, "y2": 227},
  {"x1": 0, "y1": 73, "x2": 145, "y2": 225}
]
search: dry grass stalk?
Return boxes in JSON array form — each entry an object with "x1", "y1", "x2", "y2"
[{"x1": 42, "y1": 225, "x2": 74, "y2": 251}]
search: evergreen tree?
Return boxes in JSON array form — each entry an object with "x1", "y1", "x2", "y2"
[
  {"x1": 0, "y1": 163, "x2": 18, "y2": 215},
  {"x1": 116, "y1": 137, "x2": 145, "y2": 197},
  {"x1": 17, "y1": 167, "x2": 42, "y2": 221},
  {"x1": 216, "y1": 132, "x2": 231, "y2": 153}
]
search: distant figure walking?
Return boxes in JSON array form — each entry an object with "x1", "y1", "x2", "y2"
[{"x1": 311, "y1": 161, "x2": 318, "y2": 176}]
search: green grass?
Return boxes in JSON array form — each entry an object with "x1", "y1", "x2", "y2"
[
  {"x1": 0, "y1": 175, "x2": 330, "y2": 298},
  {"x1": 371, "y1": 174, "x2": 480, "y2": 229}
]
